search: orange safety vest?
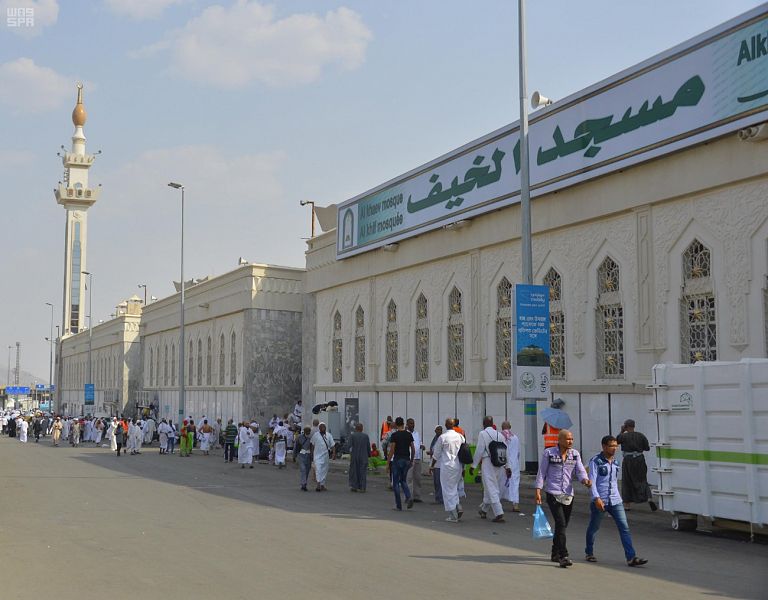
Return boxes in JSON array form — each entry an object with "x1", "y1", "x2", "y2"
[{"x1": 543, "y1": 423, "x2": 560, "y2": 448}]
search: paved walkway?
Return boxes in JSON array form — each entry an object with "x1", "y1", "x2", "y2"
[{"x1": 1, "y1": 435, "x2": 765, "y2": 600}]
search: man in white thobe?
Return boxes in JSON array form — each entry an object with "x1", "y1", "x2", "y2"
[
  {"x1": 292, "y1": 400, "x2": 304, "y2": 425},
  {"x1": 238, "y1": 423, "x2": 255, "y2": 468},
  {"x1": 430, "y1": 418, "x2": 465, "y2": 522},
  {"x1": 143, "y1": 418, "x2": 156, "y2": 445},
  {"x1": 107, "y1": 418, "x2": 118, "y2": 451},
  {"x1": 19, "y1": 418, "x2": 29, "y2": 443},
  {"x1": 310, "y1": 422, "x2": 335, "y2": 491},
  {"x1": 499, "y1": 421, "x2": 521, "y2": 510},
  {"x1": 471, "y1": 416, "x2": 506, "y2": 523},
  {"x1": 62, "y1": 418, "x2": 71, "y2": 443},
  {"x1": 134, "y1": 420, "x2": 144, "y2": 453},
  {"x1": 273, "y1": 422, "x2": 289, "y2": 468}
]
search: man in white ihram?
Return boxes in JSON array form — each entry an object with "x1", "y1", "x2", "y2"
[
  {"x1": 471, "y1": 415, "x2": 507, "y2": 523},
  {"x1": 310, "y1": 422, "x2": 335, "y2": 491},
  {"x1": 429, "y1": 418, "x2": 465, "y2": 522}
]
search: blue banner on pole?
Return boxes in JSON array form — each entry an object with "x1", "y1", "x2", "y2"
[
  {"x1": 84, "y1": 384, "x2": 95, "y2": 405},
  {"x1": 515, "y1": 284, "x2": 551, "y2": 398}
]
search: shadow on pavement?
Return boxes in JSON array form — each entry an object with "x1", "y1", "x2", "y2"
[{"x1": 58, "y1": 441, "x2": 767, "y2": 600}]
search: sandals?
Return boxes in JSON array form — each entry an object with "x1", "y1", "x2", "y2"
[{"x1": 627, "y1": 557, "x2": 648, "y2": 567}]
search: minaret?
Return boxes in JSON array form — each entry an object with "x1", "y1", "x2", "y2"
[{"x1": 56, "y1": 83, "x2": 101, "y2": 337}]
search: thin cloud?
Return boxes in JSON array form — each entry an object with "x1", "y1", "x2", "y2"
[
  {"x1": 0, "y1": 58, "x2": 77, "y2": 114},
  {"x1": 133, "y1": 1, "x2": 372, "y2": 88},
  {"x1": 104, "y1": 0, "x2": 184, "y2": 20}
]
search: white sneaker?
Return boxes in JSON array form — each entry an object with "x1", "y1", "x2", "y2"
[{"x1": 445, "y1": 515, "x2": 459, "y2": 523}]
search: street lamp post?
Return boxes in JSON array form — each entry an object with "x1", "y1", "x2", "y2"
[
  {"x1": 168, "y1": 182, "x2": 185, "y2": 423},
  {"x1": 6, "y1": 345, "x2": 10, "y2": 389},
  {"x1": 82, "y1": 271, "x2": 93, "y2": 415},
  {"x1": 299, "y1": 200, "x2": 316, "y2": 238},
  {"x1": 45, "y1": 302, "x2": 54, "y2": 411},
  {"x1": 518, "y1": 0, "x2": 539, "y2": 472},
  {"x1": 138, "y1": 284, "x2": 147, "y2": 306}
]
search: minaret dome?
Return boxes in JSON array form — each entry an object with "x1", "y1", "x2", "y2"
[{"x1": 72, "y1": 83, "x2": 87, "y2": 127}]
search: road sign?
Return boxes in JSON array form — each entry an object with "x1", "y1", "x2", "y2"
[
  {"x1": 5, "y1": 386, "x2": 31, "y2": 395},
  {"x1": 35, "y1": 384, "x2": 45, "y2": 390},
  {"x1": 84, "y1": 384, "x2": 95, "y2": 405}
]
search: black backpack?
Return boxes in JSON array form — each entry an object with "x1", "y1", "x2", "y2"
[
  {"x1": 487, "y1": 431, "x2": 508, "y2": 468},
  {"x1": 458, "y1": 439, "x2": 473, "y2": 464}
]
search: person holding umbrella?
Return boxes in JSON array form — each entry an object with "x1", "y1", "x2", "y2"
[{"x1": 541, "y1": 398, "x2": 573, "y2": 449}]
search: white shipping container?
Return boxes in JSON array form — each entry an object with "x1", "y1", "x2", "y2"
[{"x1": 650, "y1": 359, "x2": 768, "y2": 530}]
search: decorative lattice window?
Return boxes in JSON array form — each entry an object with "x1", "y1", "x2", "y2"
[
  {"x1": 683, "y1": 239, "x2": 711, "y2": 279},
  {"x1": 156, "y1": 349, "x2": 160, "y2": 388},
  {"x1": 385, "y1": 300, "x2": 399, "y2": 381},
  {"x1": 596, "y1": 257, "x2": 624, "y2": 378},
  {"x1": 495, "y1": 277, "x2": 512, "y2": 380},
  {"x1": 415, "y1": 294, "x2": 429, "y2": 381},
  {"x1": 680, "y1": 239, "x2": 716, "y2": 363},
  {"x1": 195, "y1": 339, "x2": 201, "y2": 386},
  {"x1": 171, "y1": 344, "x2": 176, "y2": 386},
  {"x1": 206, "y1": 336, "x2": 212, "y2": 385},
  {"x1": 448, "y1": 286, "x2": 464, "y2": 381},
  {"x1": 219, "y1": 334, "x2": 225, "y2": 386},
  {"x1": 163, "y1": 345, "x2": 168, "y2": 387},
  {"x1": 354, "y1": 306, "x2": 366, "y2": 382},
  {"x1": 544, "y1": 268, "x2": 566, "y2": 379},
  {"x1": 332, "y1": 311, "x2": 342, "y2": 383},
  {"x1": 149, "y1": 347, "x2": 154, "y2": 387},
  {"x1": 188, "y1": 340, "x2": 193, "y2": 386},
  {"x1": 230, "y1": 332, "x2": 237, "y2": 385}
]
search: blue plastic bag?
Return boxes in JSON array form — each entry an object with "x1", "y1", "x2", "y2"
[{"x1": 532, "y1": 505, "x2": 554, "y2": 540}]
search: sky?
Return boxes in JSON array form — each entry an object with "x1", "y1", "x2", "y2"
[{"x1": 1, "y1": 0, "x2": 764, "y2": 381}]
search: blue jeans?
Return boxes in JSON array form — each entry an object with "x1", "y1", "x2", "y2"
[
  {"x1": 585, "y1": 501, "x2": 636, "y2": 560},
  {"x1": 167, "y1": 437, "x2": 175, "y2": 453},
  {"x1": 391, "y1": 458, "x2": 412, "y2": 509}
]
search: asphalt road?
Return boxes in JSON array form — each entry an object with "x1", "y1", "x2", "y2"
[{"x1": 1, "y1": 435, "x2": 765, "y2": 600}]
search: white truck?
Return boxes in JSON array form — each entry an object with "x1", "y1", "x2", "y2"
[{"x1": 648, "y1": 359, "x2": 767, "y2": 537}]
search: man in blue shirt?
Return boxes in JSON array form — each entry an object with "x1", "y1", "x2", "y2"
[{"x1": 585, "y1": 435, "x2": 648, "y2": 567}]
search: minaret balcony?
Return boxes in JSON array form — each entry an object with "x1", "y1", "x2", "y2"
[
  {"x1": 62, "y1": 152, "x2": 96, "y2": 166},
  {"x1": 55, "y1": 183, "x2": 100, "y2": 207}
]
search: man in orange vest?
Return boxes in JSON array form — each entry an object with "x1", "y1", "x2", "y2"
[{"x1": 542, "y1": 398, "x2": 570, "y2": 448}]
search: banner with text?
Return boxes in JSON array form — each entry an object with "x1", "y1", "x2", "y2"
[
  {"x1": 515, "y1": 284, "x2": 550, "y2": 398},
  {"x1": 337, "y1": 6, "x2": 768, "y2": 258}
]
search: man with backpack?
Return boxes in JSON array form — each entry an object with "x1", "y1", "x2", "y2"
[{"x1": 470, "y1": 416, "x2": 508, "y2": 523}]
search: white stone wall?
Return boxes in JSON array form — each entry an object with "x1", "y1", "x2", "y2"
[{"x1": 306, "y1": 133, "x2": 768, "y2": 457}]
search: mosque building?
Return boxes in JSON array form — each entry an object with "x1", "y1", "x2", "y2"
[{"x1": 301, "y1": 6, "x2": 768, "y2": 467}]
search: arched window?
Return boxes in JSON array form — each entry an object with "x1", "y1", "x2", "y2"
[
  {"x1": 219, "y1": 334, "x2": 226, "y2": 385},
  {"x1": 681, "y1": 239, "x2": 716, "y2": 362},
  {"x1": 155, "y1": 347, "x2": 160, "y2": 388},
  {"x1": 230, "y1": 332, "x2": 237, "y2": 385},
  {"x1": 149, "y1": 347, "x2": 154, "y2": 387},
  {"x1": 385, "y1": 300, "x2": 399, "y2": 381},
  {"x1": 171, "y1": 344, "x2": 177, "y2": 386},
  {"x1": 544, "y1": 268, "x2": 566, "y2": 380},
  {"x1": 163, "y1": 345, "x2": 168, "y2": 387},
  {"x1": 188, "y1": 340, "x2": 193, "y2": 386},
  {"x1": 206, "y1": 336, "x2": 212, "y2": 385},
  {"x1": 197, "y1": 339, "x2": 203, "y2": 386},
  {"x1": 448, "y1": 287, "x2": 464, "y2": 381},
  {"x1": 596, "y1": 257, "x2": 624, "y2": 378},
  {"x1": 354, "y1": 306, "x2": 366, "y2": 382},
  {"x1": 332, "y1": 311, "x2": 342, "y2": 383},
  {"x1": 415, "y1": 294, "x2": 430, "y2": 381},
  {"x1": 495, "y1": 277, "x2": 512, "y2": 380}
]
